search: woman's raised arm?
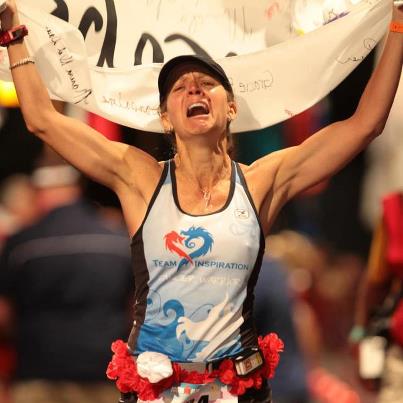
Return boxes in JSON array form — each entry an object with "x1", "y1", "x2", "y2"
[
  {"x1": 248, "y1": 3, "x2": 403, "y2": 227},
  {"x1": 0, "y1": 0, "x2": 160, "y2": 193}
]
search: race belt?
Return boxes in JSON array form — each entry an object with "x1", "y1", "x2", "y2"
[{"x1": 106, "y1": 333, "x2": 284, "y2": 401}]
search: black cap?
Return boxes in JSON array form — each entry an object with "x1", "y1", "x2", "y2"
[{"x1": 158, "y1": 55, "x2": 233, "y2": 104}]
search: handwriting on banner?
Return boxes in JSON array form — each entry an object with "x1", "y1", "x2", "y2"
[
  {"x1": 50, "y1": 0, "x2": 117, "y2": 67},
  {"x1": 8, "y1": 0, "x2": 386, "y2": 134},
  {"x1": 99, "y1": 68, "x2": 275, "y2": 116},
  {"x1": 100, "y1": 70, "x2": 275, "y2": 116},
  {"x1": 49, "y1": 0, "x2": 249, "y2": 68},
  {"x1": 46, "y1": 26, "x2": 92, "y2": 104},
  {"x1": 336, "y1": 37, "x2": 376, "y2": 64},
  {"x1": 101, "y1": 93, "x2": 159, "y2": 115},
  {"x1": 234, "y1": 70, "x2": 274, "y2": 93},
  {"x1": 145, "y1": 0, "x2": 256, "y2": 38},
  {"x1": 176, "y1": 7, "x2": 255, "y2": 40}
]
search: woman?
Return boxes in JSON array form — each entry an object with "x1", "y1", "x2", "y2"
[{"x1": 1, "y1": 0, "x2": 403, "y2": 401}]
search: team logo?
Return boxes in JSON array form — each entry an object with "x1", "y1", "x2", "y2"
[
  {"x1": 164, "y1": 226, "x2": 214, "y2": 269},
  {"x1": 234, "y1": 208, "x2": 249, "y2": 219}
]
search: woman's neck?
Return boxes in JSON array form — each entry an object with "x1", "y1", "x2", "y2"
[{"x1": 174, "y1": 145, "x2": 231, "y2": 191}]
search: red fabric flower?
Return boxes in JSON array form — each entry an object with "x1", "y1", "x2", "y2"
[
  {"x1": 218, "y1": 360, "x2": 236, "y2": 385},
  {"x1": 258, "y1": 333, "x2": 284, "y2": 379},
  {"x1": 111, "y1": 339, "x2": 129, "y2": 355},
  {"x1": 106, "y1": 333, "x2": 284, "y2": 399},
  {"x1": 229, "y1": 376, "x2": 254, "y2": 395},
  {"x1": 181, "y1": 369, "x2": 218, "y2": 384}
]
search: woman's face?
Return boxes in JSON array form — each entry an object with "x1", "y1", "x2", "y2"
[{"x1": 161, "y1": 64, "x2": 237, "y2": 141}]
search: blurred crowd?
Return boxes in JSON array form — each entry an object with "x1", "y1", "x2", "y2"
[{"x1": 0, "y1": 145, "x2": 134, "y2": 403}]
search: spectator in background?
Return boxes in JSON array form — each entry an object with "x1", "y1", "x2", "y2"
[
  {"x1": 266, "y1": 231, "x2": 324, "y2": 367},
  {"x1": 351, "y1": 192, "x2": 403, "y2": 403},
  {"x1": 0, "y1": 174, "x2": 40, "y2": 403},
  {"x1": 0, "y1": 174, "x2": 39, "y2": 245},
  {"x1": 254, "y1": 250, "x2": 310, "y2": 403},
  {"x1": 266, "y1": 231, "x2": 368, "y2": 403},
  {"x1": 0, "y1": 150, "x2": 134, "y2": 403}
]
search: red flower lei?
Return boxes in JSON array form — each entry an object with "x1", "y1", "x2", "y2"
[{"x1": 106, "y1": 333, "x2": 284, "y2": 401}]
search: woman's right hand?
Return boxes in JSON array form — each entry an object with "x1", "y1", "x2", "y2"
[
  {"x1": 393, "y1": 1, "x2": 403, "y2": 20},
  {"x1": 0, "y1": 0, "x2": 19, "y2": 31}
]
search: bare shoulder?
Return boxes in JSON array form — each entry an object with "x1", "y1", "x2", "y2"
[
  {"x1": 236, "y1": 147, "x2": 297, "y2": 214},
  {"x1": 115, "y1": 144, "x2": 164, "y2": 199},
  {"x1": 238, "y1": 148, "x2": 287, "y2": 187},
  {"x1": 115, "y1": 148, "x2": 167, "y2": 237}
]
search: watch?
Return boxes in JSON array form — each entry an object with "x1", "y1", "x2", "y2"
[{"x1": 0, "y1": 25, "x2": 28, "y2": 47}]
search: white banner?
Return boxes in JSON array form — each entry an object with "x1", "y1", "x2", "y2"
[{"x1": 0, "y1": 0, "x2": 391, "y2": 133}]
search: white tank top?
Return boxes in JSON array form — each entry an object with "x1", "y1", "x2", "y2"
[{"x1": 129, "y1": 160, "x2": 264, "y2": 362}]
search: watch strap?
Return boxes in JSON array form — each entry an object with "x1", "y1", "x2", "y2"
[
  {"x1": 390, "y1": 21, "x2": 403, "y2": 33},
  {"x1": 0, "y1": 25, "x2": 28, "y2": 47}
]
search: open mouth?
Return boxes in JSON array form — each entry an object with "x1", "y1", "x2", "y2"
[{"x1": 187, "y1": 102, "x2": 210, "y2": 117}]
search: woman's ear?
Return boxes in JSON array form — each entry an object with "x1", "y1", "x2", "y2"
[
  {"x1": 227, "y1": 101, "x2": 237, "y2": 122},
  {"x1": 160, "y1": 111, "x2": 173, "y2": 133}
]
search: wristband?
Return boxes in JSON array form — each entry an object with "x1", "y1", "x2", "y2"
[
  {"x1": 0, "y1": 25, "x2": 28, "y2": 47},
  {"x1": 390, "y1": 21, "x2": 403, "y2": 33},
  {"x1": 349, "y1": 325, "x2": 366, "y2": 343}
]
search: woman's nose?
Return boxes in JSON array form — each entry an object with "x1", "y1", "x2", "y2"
[{"x1": 187, "y1": 81, "x2": 203, "y2": 95}]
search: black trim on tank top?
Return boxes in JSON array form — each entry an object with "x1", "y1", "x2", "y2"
[
  {"x1": 128, "y1": 236, "x2": 150, "y2": 352},
  {"x1": 234, "y1": 162, "x2": 266, "y2": 350},
  {"x1": 170, "y1": 159, "x2": 236, "y2": 217},
  {"x1": 130, "y1": 161, "x2": 169, "y2": 245},
  {"x1": 239, "y1": 226, "x2": 266, "y2": 349},
  {"x1": 128, "y1": 161, "x2": 169, "y2": 352},
  {"x1": 234, "y1": 162, "x2": 265, "y2": 237}
]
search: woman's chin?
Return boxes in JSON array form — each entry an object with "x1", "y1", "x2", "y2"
[{"x1": 184, "y1": 118, "x2": 224, "y2": 136}]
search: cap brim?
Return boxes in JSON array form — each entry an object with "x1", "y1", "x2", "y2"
[{"x1": 158, "y1": 55, "x2": 232, "y2": 103}]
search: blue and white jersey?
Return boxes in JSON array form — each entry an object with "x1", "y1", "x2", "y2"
[{"x1": 129, "y1": 160, "x2": 264, "y2": 362}]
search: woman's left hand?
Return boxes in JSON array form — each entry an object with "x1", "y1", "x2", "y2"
[{"x1": 392, "y1": 1, "x2": 403, "y2": 22}]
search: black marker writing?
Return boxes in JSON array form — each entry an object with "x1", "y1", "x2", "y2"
[
  {"x1": 48, "y1": 1, "x2": 240, "y2": 66},
  {"x1": 102, "y1": 93, "x2": 159, "y2": 115},
  {"x1": 238, "y1": 71, "x2": 273, "y2": 93},
  {"x1": 46, "y1": 26, "x2": 92, "y2": 104},
  {"x1": 134, "y1": 33, "x2": 164, "y2": 65},
  {"x1": 337, "y1": 37, "x2": 376, "y2": 64}
]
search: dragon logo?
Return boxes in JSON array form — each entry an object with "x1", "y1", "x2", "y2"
[{"x1": 164, "y1": 226, "x2": 214, "y2": 269}]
